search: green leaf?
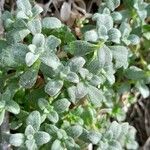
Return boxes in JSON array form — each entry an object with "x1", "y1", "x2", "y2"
[
  {"x1": 125, "y1": 66, "x2": 145, "y2": 80},
  {"x1": 34, "y1": 131, "x2": 51, "y2": 146},
  {"x1": 19, "y1": 62, "x2": 40, "y2": 89},
  {"x1": 42, "y1": 17, "x2": 62, "y2": 29},
  {"x1": 109, "y1": 121, "x2": 122, "y2": 139},
  {"x1": 53, "y1": 98, "x2": 71, "y2": 113},
  {"x1": 67, "y1": 86, "x2": 76, "y2": 104},
  {"x1": 45, "y1": 80, "x2": 63, "y2": 96},
  {"x1": 87, "y1": 131, "x2": 101, "y2": 144},
  {"x1": 45, "y1": 35, "x2": 61, "y2": 50},
  {"x1": 10, "y1": 133, "x2": 25, "y2": 147},
  {"x1": 108, "y1": 28, "x2": 121, "y2": 43},
  {"x1": 68, "y1": 57, "x2": 86, "y2": 72},
  {"x1": 84, "y1": 30, "x2": 98, "y2": 42},
  {"x1": 109, "y1": 46, "x2": 128, "y2": 69},
  {"x1": 65, "y1": 41, "x2": 97, "y2": 56},
  {"x1": 27, "y1": 19, "x2": 42, "y2": 35},
  {"x1": 51, "y1": 139, "x2": 63, "y2": 150},
  {"x1": 32, "y1": 4, "x2": 43, "y2": 17},
  {"x1": 109, "y1": 140, "x2": 122, "y2": 150},
  {"x1": 47, "y1": 110, "x2": 59, "y2": 123},
  {"x1": 40, "y1": 52, "x2": 61, "y2": 69},
  {"x1": 127, "y1": 34, "x2": 140, "y2": 45},
  {"x1": 26, "y1": 111, "x2": 41, "y2": 131},
  {"x1": 17, "y1": 0, "x2": 32, "y2": 13},
  {"x1": 97, "y1": 25, "x2": 108, "y2": 41},
  {"x1": 25, "y1": 139, "x2": 37, "y2": 150},
  {"x1": 136, "y1": 81, "x2": 150, "y2": 98},
  {"x1": 0, "y1": 43, "x2": 29, "y2": 68},
  {"x1": 0, "y1": 109, "x2": 5, "y2": 125},
  {"x1": 5, "y1": 100, "x2": 20, "y2": 114},
  {"x1": 87, "y1": 85, "x2": 103, "y2": 107},
  {"x1": 32, "y1": 33, "x2": 45, "y2": 48},
  {"x1": 65, "y1": 72, "x2": 79, "y2": 83},
  {"x1": 98, "y1": 45, "x2": 112, "y2": 69},
  {"x1": 105, "y1": 0, "x2": 120, "y2": 11},
  {"x1": 6, "y1": 29, "x2": 30, "y2": 43},
  {"x1": 93, "y1": 13, "x2": 113, "y2": 30},
  {"x1": 25, "y1": 52, "x2": 39, "y2": 67},
  {"x1": 38, "y1": 98, "x2": 49, "y2": 110},
  {"x1": 66, "y1": 125, "x2": 83, "y2": 138},
  {"x1": 25, "y1": 125, "x2": 35, "y2": 136}
]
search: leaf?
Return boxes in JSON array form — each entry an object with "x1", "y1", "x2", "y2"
[
  {"x1": 19, "y1": 62, "x2": 40, "y2": 89},
  {"x1": 66, "y1": 125, "x2": 83, "y2": 138},
  {"x1": 32, "y1": 33, "x2": 45, "y2": 48},
  {"x1": 25, "y1": 139, "x2": 37, "y2": 150},
  {"x1": 136, "y1": 81, "x2": 150, "y2": 98},
  {"x1": 25, "y1": 125, "x2": 35, "y2": 136},
  {"x1": 42, "y1": 17, "x2": 62, "y2": 29},
  {"x1": 17, "y1": 0, "x2": 32, "y2": 13},
  {"x1": 108, "y1": 28, "x2": 121, "y2": 43},
  {"x1": 125, "y1": 66, "x2": 145, "y2": 80},
  {"x1": 109, "y1": 140, "x2": 122, "y2": 150},
  {"x1": 0, "y1": 109, "x2": 5, "y2": 125},
  {"x1": 9, "y1": 133, "x2": 25, "y2": 147},
  {"x1": 47, "y1": 110, "x2": 59, "y2": 123},
  {"x1": 53, "y1": 98, "x2": 71, "y2": 113},
  {"x1": 67, "y1": 86, "x2": 76, "y2": 104},
  {"x1": 51, "y1": 139, "x2": 63, "y2": 150},
  {"x1": 65, "y1": 72, "x2": 79, "y2": 83},
  {"x1": 109, "y1": 46, "x2": 128, "y2": 69},
  {"x1": 26, "y1": 111, "x2": 41, "y2": 131},
  {"x1": 111, "y1": 12, "x2": 122, "y2": 22},
  {"x1": 5, "y1": 100, "x2": 20, "y2": 114},
  {"x1": 98, "y1": 45, "x2": 112, "y2": 69},
  {"x1": 109, "y1": 121, "x2": 122, "y2": 139},
  {"x1": 84, "y1": 30, "x2": 98, "y2": 42},
  {"x1": 93, "y1": 13, "x2": 113, "y2": 30},
  {"x1": 25, "y1": 52, "x2": 39, "y2": 67},
  {"x1": 105, "y1": 0, "x2": 120, "y2": 11},
  {"x1": 6, "y1": 29, "x2": 30, "y2": 44},
  {"x1": 45, "y1": 35, "x2": 61, "y2": 50},
  {"x1": 34, "y1": 131, "x2": 51, "y2": 146},
  {"x1": 87, "y1": 85, "x2": 103, "y2": 107},
  {"x1": 65, "y1": 40, "x2": 97, "y2": 56},
  {"x1": 127, "y1": 34, "x2": 140, "y2": 45},
  {"x1": 40, "y1": 51, "x2": 61, "y2": 70},
  {"x1": 68, "y1": 56, "x2": 86, "y2": 72},
  {"x1": 0, "y1": 43, "x2": 29, "y2": 68},
  {"x1": 45, "y1": 80, "x2": 63, "y2": 96},
  {"x1": 32, "y1": 4, "x2": 43, "y2": 17},
  {"x1": 27, "y1": 19, "x2": 42, "y2": 35},
  {"x1": 38, "y1": 98, "x2": 49, "y2": 110},
  {"x1": 87, "y1": 131, "x2": 101, "y2": 144},
  {"x1": 97, "y1": 25, "x2": 108, "y2": 41}
]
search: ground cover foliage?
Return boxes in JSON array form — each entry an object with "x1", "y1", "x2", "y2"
[{"x1": 0, "y1": 0, "x2": 150, "y2": 149}]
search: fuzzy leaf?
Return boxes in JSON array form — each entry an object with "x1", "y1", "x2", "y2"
[
  {"x1": 109, "y1": 46, "x2": 128, "y2": 69},
  {"x1": 17, "y1": 0, "x2": 32, "y2": 13},
  {"x1": 32, "y1": 33, "x2": 45, "y2": 48},
  {"x1": 5, "y1": 100, "x2": 20, "y2": 114},
  {"x1": 10, "y1": 133, "x2": 25, "y2": 147},
  {"x1": 97, "y1": 25, "x2": 108, "y2": 41},
  {"x1": 105, "y1": 0, "x2": 120, "y2": 11},
  {"x1": 47, "y1": 110, "x2": 59, "y2": 123},
  {"x1": 108, "y1": 28, "x2": 121, "y2": 43},
  {"x1": 68, "y1": 57, "x2": 86, "y2": 72},
  {"x1": 42, "y1": 17, "x2": 62, "y2": 29},
  {"x1": 38, "y1": 98, "x2": 49, "y2": 110},
  {"x1": 53, "y1": 98, "x2": 71, "y2": 113},
  {"x1": 45, "y1": 80, "x2": 63, "y2": 96},
  {"x1": 34, "y1": 131, "x2": 51, "y2": 146},
  {"x1": 65, "y1": 72, "x2": 79, "y2": 83},
  {"x1": 26, "y1": 111, "x2": 41, "y2": 131},
  {"x1": 87, "y1": 85, "x2": 103, "y2": 107},
  {"x1": 51, "y1": 139, "x2": 63, "y2": 150},
  {"x1": 27, "y1": 19, "x2": 42, "y2": 35},
  {"x1": 32, "y1": 4, "x2": 43, "y2": 17},
  {"x1": 84, "y1": 30, "x2": 98, "y2": 42},
  {"x1": 66, "y1": 41, "x2": 97, "y2": 56}
]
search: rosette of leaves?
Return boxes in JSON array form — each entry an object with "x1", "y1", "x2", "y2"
[{"x1": 10, "y1": 111, "x2": 51, "y2": 149}]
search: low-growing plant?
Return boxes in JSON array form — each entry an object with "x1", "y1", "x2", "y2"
[{"x1": 0, "y1": 0, "x2": 149, "y2": 149}]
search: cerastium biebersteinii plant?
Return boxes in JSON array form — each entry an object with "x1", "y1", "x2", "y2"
[{"x1": 0, "y1": 0, "x2": 149, "y2": 149}]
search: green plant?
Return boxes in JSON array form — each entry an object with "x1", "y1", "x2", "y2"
[{"x1": 0, "y1": 0, "x2": 149, "y2": 149}]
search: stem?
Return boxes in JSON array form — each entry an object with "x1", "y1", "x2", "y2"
[{"x1": 0, "y1": 112, "x2": 11, "y2": 150}]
